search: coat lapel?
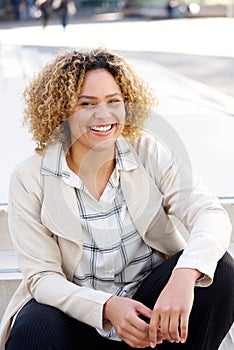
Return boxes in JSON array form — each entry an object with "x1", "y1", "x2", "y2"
[
  {"x1": 41, "y1": 176, "x2": 83, "y2": 244},
  {"x1": 40, "y1": 143, "x2": 83, "y2": 244},
  {"x1": 120, "y1": 165, "x2": 163, "y2": 237}
]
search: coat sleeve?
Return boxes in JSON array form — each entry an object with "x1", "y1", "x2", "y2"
[
  {"x1": 156, "y1": 137, "x2": 232, "y2": 286},
  {"x1": 137, "y1": 132, "x2": 232, "y2": 286}
]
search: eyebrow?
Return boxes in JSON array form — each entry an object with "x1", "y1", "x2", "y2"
[{"x1": 78, "y1": 93, "x2": 123, "y2": 100}]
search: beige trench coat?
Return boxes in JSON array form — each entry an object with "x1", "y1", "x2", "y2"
[{"x1": 0, "y1": 132, "x2": 232, "y2": 349}]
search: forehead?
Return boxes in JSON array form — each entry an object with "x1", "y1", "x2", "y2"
[{"x1": 80, "y1": 69, "x2": 121, "y2": 94}]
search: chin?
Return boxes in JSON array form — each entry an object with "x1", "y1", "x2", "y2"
[{"x1": 91, "y1": 138, "x2": 116, "y2": 152}]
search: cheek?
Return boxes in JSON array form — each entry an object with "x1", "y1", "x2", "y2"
[
  {"x1": 115, "y1": 104, "x2": 126, "y2": 124},
  {"x1": 68, "y1": 113, "x2": 87, "y2": 137}
]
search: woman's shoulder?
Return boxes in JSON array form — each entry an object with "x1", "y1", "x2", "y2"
[
  {"x1": 133, "y1": 130, "x2": 174, "y2": 162},
  {"x1": 132, "y1": 130, "x2": 157, "y2": 152},
  {"x1": 11, "y1": 152, "x2": 44, "y2": 192},
  {"x1": 14, "y1": 152, "x2": 43, "y2": 176},
  {"x1": 127, "y1": 130, "x2": 177, "y2": 183},
  {"x1": 8, "y1": 153, "x2": 46, "y2": 210}
]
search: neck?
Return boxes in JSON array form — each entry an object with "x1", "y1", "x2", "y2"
[
  {"x1": 66, "y1": 145, "x2": 116, "y2": 200},
  {"x1": 66, "y1": 145, "x2": 116, "y2": 179}
]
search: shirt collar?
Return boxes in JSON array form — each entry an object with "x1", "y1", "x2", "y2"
[
  {"x1": 41, "y1": 136, "x2": 138, "y2": 179},
  {"x1": 115, "y1": 136, "x2": 138, "y2": 172},
  {"x1": 41, "y1": 142, "x2": 70, "y2": 178}
]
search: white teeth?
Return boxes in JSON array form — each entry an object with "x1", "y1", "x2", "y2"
[{"x1": 90, "y1": 125, "x2": 112, "y2": 132}]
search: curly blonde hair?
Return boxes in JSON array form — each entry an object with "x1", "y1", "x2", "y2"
[{"x1": 23, "y1": 47, "x2": 158, "y2": 153}]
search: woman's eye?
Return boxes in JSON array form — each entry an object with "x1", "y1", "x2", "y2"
[
  {"x1": 108, "y1": 99, "x2": 122, "y2": 104},
  {"x1": 79, "y1": 101, "x2": 95, "y2": 107}
]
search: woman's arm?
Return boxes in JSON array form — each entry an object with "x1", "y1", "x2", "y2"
[{"x1": 145, "y1": 134, "x2": 232, "y2": 284}]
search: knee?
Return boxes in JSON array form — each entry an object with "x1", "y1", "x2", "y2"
[
  {"x1": 213, "y1": 251, "x2": 234, "y2": 298},
  {"x1": 216, "y1": 252, "x2": 234, "y2": 281},
  {"x1": 6, "y1": 300, "x2": 69, "y2": 349}
]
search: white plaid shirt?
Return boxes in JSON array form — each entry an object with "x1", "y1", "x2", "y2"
[{"x1": 62, "y1": 137, "x2": 165, "y2": 340}]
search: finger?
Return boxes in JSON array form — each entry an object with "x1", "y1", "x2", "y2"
[
  {"x1": 149, "y1": 313, "x2": 160, "y2": 348},
  {"x1": 156, "y1": 329, "x2": 165, "y2": 344},
  {"x1": 168, "y1": 313, "x2": 180, "y2": 342},
  {"x1": 180, "y1": 314, "x2": 189, "y2": 343},
  {"x1": 134, "y1": 317, "x2": 151, "y2": 337},
  {"x1": 159, "y1": 313, "x2": 173, "y2": 342},
  {"x1": 136, "y1": 303, "x2": 153, "y2": 321},
  {"x1": 121, "y1": 323, "x2": 151, "y2": 348},
  {"x1": 128, "y1": 315, "x2": 152, "y2": 347}
]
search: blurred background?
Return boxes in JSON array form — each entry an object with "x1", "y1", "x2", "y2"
[{"x1": 0, "y1": 0, "x2": 234, "y2": 22}]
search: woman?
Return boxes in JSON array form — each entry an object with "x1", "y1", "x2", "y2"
[{"x1": 0, "y1": 47, "x2": 233, "y2": 349}]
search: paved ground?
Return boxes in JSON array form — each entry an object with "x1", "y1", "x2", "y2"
[{"x1": 1, "y1": 14, "x2": 234, "y2": 97}]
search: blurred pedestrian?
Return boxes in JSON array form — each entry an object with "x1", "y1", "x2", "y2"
[
  {"x1": 54, "y1": 0, "x2": 76, "y2": 30},
  {"x1": 166, "y1": 0, "x2": 187, "y2": 18},
  {"x1": 36, "y1": 0, "x2": 52, "y2": 27},
  {"x1": 11, "y1": 0, "x2": 20, "y2": 20},
  {"x1": 57, "y1": 0, "x2": 69, "y2": 30},
  {"x1": 25, "y1": 0, "x2": 36, "y2": 19}
]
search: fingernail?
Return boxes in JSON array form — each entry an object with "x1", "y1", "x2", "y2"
[{"x1": 150, "y1": 342, "x2": 154, "y2": 348}]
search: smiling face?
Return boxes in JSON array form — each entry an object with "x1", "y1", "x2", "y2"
[{"x1": 68, "y1": 68, "x2": 125, "y2": 155}]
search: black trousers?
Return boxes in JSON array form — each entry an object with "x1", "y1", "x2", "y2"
[{"x1": 6, "y1": 251, "x2": 234, "y2": 350}]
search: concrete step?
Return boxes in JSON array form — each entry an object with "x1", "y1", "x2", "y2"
[{"x1": 0, "y1": 250, "x2": 22, "y2": 321}]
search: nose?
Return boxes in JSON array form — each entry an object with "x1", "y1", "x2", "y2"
[{"x1": 94, "y1": 103, "x2": 110, "y2": 119}]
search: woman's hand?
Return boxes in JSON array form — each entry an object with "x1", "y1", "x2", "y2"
[
  {"x1": 149, "y1": 268, "x2": 201, "y2": 348},
  {"x1": 104, "y1": 295, "x2": 161, "y2": 348}
]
